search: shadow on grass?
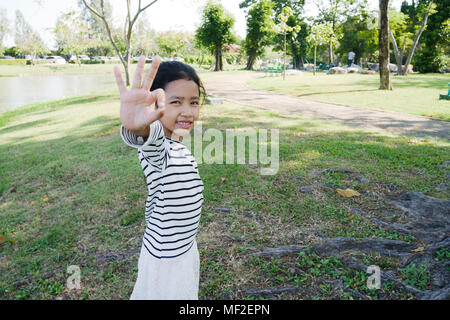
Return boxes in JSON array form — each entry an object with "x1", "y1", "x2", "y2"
[
  {"x1": 0, "y1": 118, "x2": 55, "y2": 135},
  {"x1": 0, "y1": 92, "x2": 117, "y2": 128},
  {"x1": 0, "y1": 111, "x2": 448, "y2": 298}
]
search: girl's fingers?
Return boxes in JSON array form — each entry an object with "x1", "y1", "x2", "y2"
[
  {"x1": 131, "y1": 55, "x2": 146, "y2": 90},
  {"x1": 143, "y1": 56, "x2": 161, "y2": 91},
  {"x1": 113, "y1": 66, "x2": 126, "y2": 94},
  {"x1": 147, "y1": 88, "x2": 165, "y2": 110}
]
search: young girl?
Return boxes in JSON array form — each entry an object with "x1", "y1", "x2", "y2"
[{"x1": 114, "y1": 55, "x2": 206, "y2": 300}]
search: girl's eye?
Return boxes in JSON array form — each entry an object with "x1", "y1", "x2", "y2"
[
  {"x1": 170, "y1": 101, "x2": 181, "y2": 105},
  {"x1": 191, "y1": 101, "x2": 199, "y2": 106}
]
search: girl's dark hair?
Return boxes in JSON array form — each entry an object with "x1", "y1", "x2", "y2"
[{"x1": 150, "y1": 61, "x2": 206, "y2": 104}]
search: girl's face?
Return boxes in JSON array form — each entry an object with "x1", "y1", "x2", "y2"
[{"x1": 159, "y1": 79, "x2": 200, "y2": 141}]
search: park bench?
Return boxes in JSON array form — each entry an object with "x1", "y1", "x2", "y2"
[
  {"x1": 439, "y1": 82, "x2": 450, "y2": 100},
  {"x1": 264, "y1": 62, "x2": 284, "y2": 77}
]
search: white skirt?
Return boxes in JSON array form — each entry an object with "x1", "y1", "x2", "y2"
[{"x1": 130, "y1": 239, "x2": 200, "y2": 300}]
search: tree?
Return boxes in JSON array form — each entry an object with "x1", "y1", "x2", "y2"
[
  {"x1": 410, "y1": 0, "x2": 447, "y2": 73},
  {"x1": 0, "y1": 9, "x2": 10, "y2": 56},
  {"x1": 54, "y1": 11, "x2": 90, "y2": 66},
  {"x1": 306, "y1": 23, "x2": 337, "y2": 75},
  {"x1": 244, "y1": 0, "x2": 275, "y2": 70},
  {"x1": 337, "y1": 11, "x2": 378, "y2": 65},
  {"x1": 81, "y1": 0, "x2": 159, "y2": 86},
  {"x1": 195, "y1": 1, "x2": 235, "y2": 71},
  {"x1": 156, "y1": 31, "x2": 189, "y2": 58},
  {"x1": 14, "y1": 10, "x2": 47, "y2": 64},
  {"x1": 131, "y1": 14, "x2": 159, "y2": 57},
  {"x1": 379, "y1": 0, "x2": 392, "y2": 90},
  {"x1": 78, "y1": 0, "x2": 114, "y2": 57},
  {"x1": 240, "y1": 0, "x2": 307, "y2": 68},
  {"x1": 389, "y1": 0, "x2": 435, "y2": 75},
  {"x1": 312, "y1": 0, "x2": 369, "y2": 64},
  {"x1": 277, "y1": 6, "x2": 301, "y2": 79},
  {"x1": 240, "y1": 0, "x2": 305, "y2": 15}
]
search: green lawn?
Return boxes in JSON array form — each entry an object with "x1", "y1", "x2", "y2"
[
  {"x1": 248, "y1": 72, "x2": 450, "y2": 120},
  {"x1": 0, "y1": 83, "x2": 449, "y2": 299}
]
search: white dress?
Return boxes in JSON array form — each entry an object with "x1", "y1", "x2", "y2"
[{"x1": 120, "y1": 120, "x2": 204, "y2": 300}]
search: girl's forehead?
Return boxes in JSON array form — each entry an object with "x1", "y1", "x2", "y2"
[{"x1": 165, "y1": 79, "x2": 198, "y2": 91}]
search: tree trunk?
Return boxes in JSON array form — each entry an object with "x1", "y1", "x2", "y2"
[
  {"x1": 401, "y1": 0, "x2": 433, "y2": 75},
  {"x1": 389, "y1": 29, "x2": 404, "y2": 74},
  {"x1": 379, "y1": 0, "x2": 392, "y2": 90},
  {"x1": 328, "y1": 41, "x2": 333, "y2": 65},
  {"x1": 214, "y1": 47, "x2": 220, "y2": 71},
  {"x1": 246, "y1": 52, "x2": 256, "y2": 70},
  {"x1": 76, "y1": 54, "x2": 81, "y2": 67},
  {"x1": 313, "y1": 45, "x2": 317, "y2": 76}
]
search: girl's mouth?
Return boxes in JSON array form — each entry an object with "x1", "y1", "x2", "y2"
[{"x1": 176, "y1": 121, "x2": 192, "y2": 129}]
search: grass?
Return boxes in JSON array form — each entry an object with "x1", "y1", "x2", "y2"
[
  {"x1": 0, "y1": 79, "x2": 449, "y2": 299},
  {"x1": 248, "y1": 72, "x2": 450, "y2": 120}
]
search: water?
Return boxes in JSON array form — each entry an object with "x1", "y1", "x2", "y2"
[{"x1": 0, "y1": 74, "x2": 116, "y2": 113}]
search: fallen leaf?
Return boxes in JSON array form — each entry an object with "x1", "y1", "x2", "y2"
[
  {"x1": 43, "y1": 196, "x2": 49, "y2": 201},
  {"x1": 221, "y1": 177, "x2": 227, "y2": 183},
  {"x1": 348, "y1": 215, "x2": 355, "y2": 221},
  {"x1": 336, "y1": 188, "x2": 360, "y2": 197},
  {"x1": 411, "y1": 246, "x2": 425, "y2": 253},
  {"x1": 352, "y1": 283, "x2": 357, "y2": 289},
  {"x1": 0, "y1": 236, "x2": 5, "y2": 245}
]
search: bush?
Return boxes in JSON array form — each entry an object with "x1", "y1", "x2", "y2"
[
  {"x1": 26, "y1": 59, "x2": 50, "y2": 65},
  {"x1": 81, "y1": 59, "x2": 105, "y2": 64},
  {"x1": 0, "y1": 59, "x2": 27, "y2": 65}
]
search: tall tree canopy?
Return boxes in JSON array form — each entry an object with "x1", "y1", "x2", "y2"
[
  {"x1": 0, "y1": 9, "x2": 10, "y2": 55},
  {"x1": 411, "y1": 0, "x2": 448, "y2": 73},
  {"x1": 195, "y1": 1, "x2": 235, "y2": 71},
  {"x1": 14, "y1": 10, "x2": 47, "y2": 63},
  {"x1": 54, "y1": 10, "x2": 90, "y2": 66},
  {"x1": 244, "y1": 0, "x2": 276, "y2": 70},
  {"x1": 81, "y1": 0, "x2": 159, "y2": 86}
]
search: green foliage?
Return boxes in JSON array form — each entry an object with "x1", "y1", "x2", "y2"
[
  {"x1": 14, "y1": 10, "x2": 47, "y2": 58},
  {"x1": 412, "y1": 0, "x2": 449, "y2": 73},
  {"x1": 195, "y1": 1, "x2": 235, "y2": 70},
  {"x1": 54, "y1": 10, "x2": 90, "y2": 59},
  {"x1": 244, "y1": 0, "x2": 275, "y2": 68},
  {"x1": 337, "y1": 14, "x2": 378, "y2": 64},
  {"x1": 156, "y1": 31, "x2": 189, "y2": 57},
  {"x1": 399, "y1": 263, "x2": 430, "y2": 290},
  {"x1": 0, "y1": 58, "x2": 27, "y2": 65},
  {"x1": 307, "y1": 23, "x2": 337, "y2": 47},
  {"x1": 436, "y1": 248, "x2": 450, "y2": 261}
]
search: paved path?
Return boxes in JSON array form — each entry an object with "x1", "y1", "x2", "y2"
[{"x1": 203, "y1": 72, "x2": 450, "y2": 140}]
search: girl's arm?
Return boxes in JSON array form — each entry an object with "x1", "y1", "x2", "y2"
[
  {"x1": 114, "y1": 55, "x2": 168, "y2": 170},
  {"x1": 120, "y1": 120, "x2": 168, "y2": 171}
]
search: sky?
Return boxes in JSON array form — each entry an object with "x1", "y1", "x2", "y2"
[{"x1": 1, "y1": 0, "x2": 404, "y2": 50}]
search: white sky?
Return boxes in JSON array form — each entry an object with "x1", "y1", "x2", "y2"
[{"x1": 1, "y1": 0, "x2": 404, "y2": 50}]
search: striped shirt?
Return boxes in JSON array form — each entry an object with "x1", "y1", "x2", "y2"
[{"x1": 120, "y1": 120, "x2": 204, "y2": 259}]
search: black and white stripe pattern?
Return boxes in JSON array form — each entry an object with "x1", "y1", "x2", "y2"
[{"x1": 120, "y1": 120, "x2": 204, "y2": 259}]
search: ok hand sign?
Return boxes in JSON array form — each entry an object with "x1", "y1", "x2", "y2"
[{"x1": 114, "y1": 55, "x2": 165, "y2": 137}]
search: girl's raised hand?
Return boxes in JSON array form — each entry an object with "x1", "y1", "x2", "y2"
[{"x1": 114, "y1": 55, "x2": 165, "y2": 136}]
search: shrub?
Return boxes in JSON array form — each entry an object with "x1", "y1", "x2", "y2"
[
  {"x1": 0, "y1": 59, "x2": 27, "y2": 65},
  {"x1": 81, "y1": 59, "x2": 105, "y2": 64}
]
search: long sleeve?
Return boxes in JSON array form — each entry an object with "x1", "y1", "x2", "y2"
[{"x1": 120, "y1": 120, "x2": 169, "y2": 171}]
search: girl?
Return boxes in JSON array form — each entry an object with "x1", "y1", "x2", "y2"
[{"x1": 114, "y1": 55, "x2": 206, "y2": 300}]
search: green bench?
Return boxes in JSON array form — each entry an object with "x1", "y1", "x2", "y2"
[
  {"x1": 439, "y1": 82, "x2": 450, "y2": 100},
  {"x1": 264, "y1": 62, "x2": 284, "y2": 76}
]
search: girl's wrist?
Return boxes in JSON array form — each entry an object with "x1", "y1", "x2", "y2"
[{"x1": 131, "y1": 126, "x2": 150, "y2": 139}]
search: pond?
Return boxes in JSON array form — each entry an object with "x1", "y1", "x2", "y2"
[{"x1": 0, "y1": 74, "x2": 117, "y2": 114}]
